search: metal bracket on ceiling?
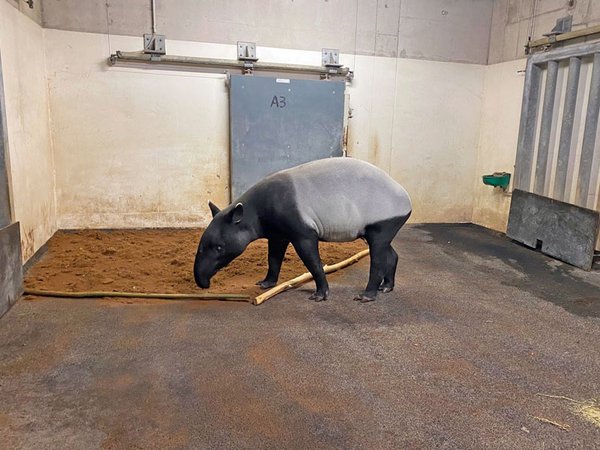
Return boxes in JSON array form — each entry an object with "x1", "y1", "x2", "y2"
[
  {"x1": 143, "y1": 33, "x2": 166, "y2": 61},
  {"x1": 237, "y1": 41, "x2": 258, "y2": 75}
]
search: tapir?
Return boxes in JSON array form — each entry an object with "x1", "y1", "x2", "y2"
[{"x1": 194, "y1": 157, "x2": 412, "y2": 302}]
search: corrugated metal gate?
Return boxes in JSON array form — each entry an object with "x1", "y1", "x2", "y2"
[
  {"x1": 509, "y1": 42, "x2": 600, "y2": 269},
  {"x1": 514, "y1": 42, "x2": 600, "y2": 210}
]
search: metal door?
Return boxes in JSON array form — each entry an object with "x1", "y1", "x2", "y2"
[
  {"x1": 508, "y1": 42, "x2": 600, "y2": 269},
  {"x1": 229, "y1": 75, "x2": 345, "y2": 200}
]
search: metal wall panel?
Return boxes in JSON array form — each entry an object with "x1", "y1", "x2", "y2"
[
  {"x1": 507, "y1": 190, "x2": 599, "y2": 270},
  {"x1": 0, "y1": 53, "x2": 11, "y2": 228},
  {"x1": 229, "y1": 75, "x2": 345, "y2": 200},
  {"x1": 0, "y1": 223, "x2": 22, "y2": 318}
]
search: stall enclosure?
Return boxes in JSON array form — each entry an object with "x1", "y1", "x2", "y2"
[{"x1": 508, "y1": 42, "x2": 600, "y2": 269}]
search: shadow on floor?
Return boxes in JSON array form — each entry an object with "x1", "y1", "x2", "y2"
[{"x1": 416, "y1": 223, "x2": 600, "y2": 318}]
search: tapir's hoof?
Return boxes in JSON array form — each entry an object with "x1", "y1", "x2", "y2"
[
  {"x1": 353, "y1": 294, "x2": 376, "y2": 303},
  {"x1": 378, "y1": 286, "x2": 393, "y2": 293},
  {"x1": 256, "y1": 280, "x2": 276, "y2": 289},
  {"x1": 309, "y1": 292, "x2": 328, "y2": 302}
]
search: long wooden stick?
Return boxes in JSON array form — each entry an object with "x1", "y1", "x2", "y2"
[
  {"x1": 24, "y1": 289, "x2": 251, "y2": 302},
  {"x1": 254, "y1": 249, "x2": 370, "y2": 305}
]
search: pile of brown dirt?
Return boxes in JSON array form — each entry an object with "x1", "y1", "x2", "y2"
[{"x1": 24, "y1": 229, "x2": 367, "y2": 299}]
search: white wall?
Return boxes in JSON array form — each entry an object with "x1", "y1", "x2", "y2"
[
  {"x1": 45, "y1": 31, "x2": 231, "y2": 229},
  {"x1": 44, "y1": 29, "x2": 485, "y2": 228},
  {"x1": 347, "y1": 55, "x2": 485, "y2": 222},
  {"x1": 391, "y1": 59, "x2": 484, "y2": 222},
  {"x1": 472, "y1": 58, "x2": 526, "y2": 232},
  {"x1": 0, "y1": 1, "x2": 57, "y2": 261}
]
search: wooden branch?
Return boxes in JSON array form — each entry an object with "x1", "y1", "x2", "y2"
[
  {"x1": 254, "y1": 249, "x2": 370, "y2": 305},
  {"x1": 24, "y1": 289, "x2": 251, "y2": 302}
]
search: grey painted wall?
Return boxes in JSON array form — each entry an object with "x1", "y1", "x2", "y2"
[
  {"x1": 489, "y1": 0, "x2": 600, "y2": 64},
  {"x1": 41, "y1": 0, "x2": 494, "y2": 64}
]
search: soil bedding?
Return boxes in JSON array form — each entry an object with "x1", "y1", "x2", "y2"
[{"x1": 24, "y1": 229, "x2": 367, "y2": 299}]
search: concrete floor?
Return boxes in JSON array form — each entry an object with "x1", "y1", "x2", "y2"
[{"x1": 1, "y1": 224, "x2": 599, "y2": 449}]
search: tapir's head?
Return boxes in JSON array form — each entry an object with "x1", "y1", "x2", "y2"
[{"x1": 193, "y1": 201, "x2": 249, "y2": 289}]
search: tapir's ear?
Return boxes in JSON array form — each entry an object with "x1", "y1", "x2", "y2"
[
  {"x1": 231, "y1": 202, "x2": 244, "y2": 224},
  {"x1": 208, "y1": 201, "x2": 221, "y2": 218}
]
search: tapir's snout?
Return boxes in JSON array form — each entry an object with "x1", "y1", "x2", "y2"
[
  {"x1": 193, "y1": 266, "x2": 211, "y2": 289},
  {"x1": 193, "y1": 252, "x2": 213, "y2": 289},
  {"x1": 193, "y1": 260, "x2": 213, "y2": 288}
]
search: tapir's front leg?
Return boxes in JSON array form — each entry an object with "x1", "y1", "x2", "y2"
[
  {"x1": 256, "y1": 237, "x2": 289, "y2": 289},
  {"x1": 292, "y1": 237, "x2": 329, "y2": 302},
  {"x1": 354, "y1": 242, "x2": 386, "y2": 302}
]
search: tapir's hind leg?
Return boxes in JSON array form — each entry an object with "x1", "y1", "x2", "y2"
[
  {"x1": 257, "y1": 237, "x2": 289, "y2": 289},
  {"x1": 379, "y1": 246, "x2": 398, "y2": 293},
  {"x1": 355, "y1": 242, "x2": 388, "y2": 302},
  {"x1": 355, "y1": 214, "x2": 409, "y2": 303}
]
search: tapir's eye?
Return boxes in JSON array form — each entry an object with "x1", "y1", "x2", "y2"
[{"x1": 216, "y1": 245, "x2": 223, "y2": 252}]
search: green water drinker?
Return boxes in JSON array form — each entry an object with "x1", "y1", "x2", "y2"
[{"x1": 482, "y1": 172, "x2": 511, "y2": 190}]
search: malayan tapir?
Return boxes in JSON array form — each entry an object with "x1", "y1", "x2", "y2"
[{"x1": 193, "y1": 157, "x2": 412, "y2": 302}]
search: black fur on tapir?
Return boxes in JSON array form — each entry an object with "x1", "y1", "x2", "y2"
[{"x1": 194, "y1": 157, "x2": 412, "y2": 302}]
